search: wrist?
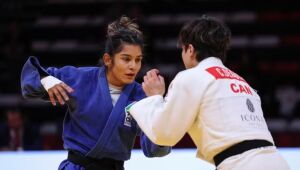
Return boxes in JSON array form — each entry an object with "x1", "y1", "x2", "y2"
[{"x1": 41, "y1": 76, "x2": 62, "y2": 91}]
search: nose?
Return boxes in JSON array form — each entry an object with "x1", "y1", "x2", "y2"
[{"x1": 129, "y1": 60, "x2": 136, "y2": 70}]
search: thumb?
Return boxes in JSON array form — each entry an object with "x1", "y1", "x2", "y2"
[{"x1": 142, "y1": 82, "x2": 147, "y2": 91}]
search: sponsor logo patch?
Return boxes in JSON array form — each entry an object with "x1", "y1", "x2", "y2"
[
  {"x1": 124, "y1": 102, "x2": 136, "y2": 127},
  {"x1": 246, "y1": 98, "x2": 255, "y2": 113}
]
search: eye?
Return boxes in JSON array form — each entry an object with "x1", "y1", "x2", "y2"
[
  {"x1": 122, "y1": 56, "x2": 131, "y2": 62},
  {"x1": 135, "y1": 57, "x2": 142, "y2": 63}
]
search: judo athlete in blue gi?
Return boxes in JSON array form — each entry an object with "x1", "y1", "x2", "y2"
[{"x1": 21, "y1": 16, "x2": 171, "y2": 170}]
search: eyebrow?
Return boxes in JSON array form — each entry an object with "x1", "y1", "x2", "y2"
[{"x1": 121, "y1": 54, "x2": 143, "y2": 58}]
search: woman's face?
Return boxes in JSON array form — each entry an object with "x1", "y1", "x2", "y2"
[{"x1": 105, "y1": 44, "x2": 143, "y2": 88}]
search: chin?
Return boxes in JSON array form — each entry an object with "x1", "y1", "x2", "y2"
[{"x1": 124, "y1": 79, "x2": 135, "y2": 84}]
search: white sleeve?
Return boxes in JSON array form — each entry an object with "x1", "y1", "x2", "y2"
[
  {"x1": 129, "y1": 75, "x2": 200, "y2": 146},
  {"x1": 40, "y1": 76, "x2": 62, "y2": 92}
]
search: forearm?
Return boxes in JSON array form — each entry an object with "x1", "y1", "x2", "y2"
[{"x1": 130, "y1": 95, "x2": 183, "y2": 146}]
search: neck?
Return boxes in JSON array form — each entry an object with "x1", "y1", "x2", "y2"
[
  {"x1": 106, "y1": 71, "x2": 124, "y2": 89},
  {"x1": 108, "y1": 83, "x2": 123, "y2": 90}
]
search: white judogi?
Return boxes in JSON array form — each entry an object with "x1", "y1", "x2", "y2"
[{"x1": 129, "y1": 57, "x2": 290, "y2": 169}]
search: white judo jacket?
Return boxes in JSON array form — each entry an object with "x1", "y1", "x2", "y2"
[{"x1": 128, "y1": 57, "x2": 274, "y2": 164}]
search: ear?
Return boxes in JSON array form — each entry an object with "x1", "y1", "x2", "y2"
[
  {"x1": 187, "y1": 44, "x2": 195, "y2": 54},
  {"x1": 188, "y1": 44, "x2": 197, "y2": 59},
  {"x1": 102, "y1": 53, "x2": 112, "y2": 67}
]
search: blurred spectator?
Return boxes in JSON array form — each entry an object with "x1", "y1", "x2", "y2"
[
  {"x1": 40, "y1": 122, "x2": 63, "y2": 150},
  {"x1": 0, "y1": 109, "x2": 42, "y2": 151}
]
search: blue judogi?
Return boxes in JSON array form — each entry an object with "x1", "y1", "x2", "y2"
[{"x1": 21, "y1": 56, "x2": 170, "y2": 169}]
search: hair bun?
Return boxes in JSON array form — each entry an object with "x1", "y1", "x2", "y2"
[{"x1": 107, "y1": 16, "x2": 141, "y2": 37}]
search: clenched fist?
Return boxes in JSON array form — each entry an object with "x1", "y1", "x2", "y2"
[{"x1": 142, "y1": 69, "x2": 165, "y2": 96}]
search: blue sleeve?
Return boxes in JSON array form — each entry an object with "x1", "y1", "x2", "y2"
[
  {"x1": 140, "y1": 129, "x2": 171, "y2": 157},
  {"x1": 20, "y1": 56, "x2": 62, "y2": 99}
]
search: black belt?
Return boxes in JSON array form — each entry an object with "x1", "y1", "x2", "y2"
[
  {"x1": 68, "y1": 151, "x2": 124, "y2": 170},
  {"x1": 213, "y1": 140, "x2": 273, "y2": 167}
]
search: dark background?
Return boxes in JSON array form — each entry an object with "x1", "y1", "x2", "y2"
[{"x1": 0, "y1": 0, "x2": 299, "y2": 150}]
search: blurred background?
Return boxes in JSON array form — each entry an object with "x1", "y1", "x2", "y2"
[{"x1": 0, "y1": 0, "x2": 299, "y2": 157}]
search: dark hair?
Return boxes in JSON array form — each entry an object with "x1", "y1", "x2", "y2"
[
  {"x1": 105, "y1": 16, "x2": 144, "y2": 57},
  {"x1": 179, "y1": 15, "x2": 231, "y2": 62}
]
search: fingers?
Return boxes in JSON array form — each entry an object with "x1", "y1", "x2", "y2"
[
  {"x1": 142, "y1": 82, "x2": 147, "y2": 93},
  {"x1": 56, "y1": 85, "x2": 69, "y2": 102},
  {"x1": 48, "y1": 90, "x2": 57, "y2": 106},
  {"x1": 146, "y1": 70, "x2": 153, "y2": 79},
  {"x1": 142, "y1": 69, "x2": 166, "y2": 96},
  {"x1": 149, "y1": 70, "x2": 159, "y2": 79},
  {"x1": 48, "y1": 83, "x2": 74, "y2": 106},
  {"x1": 144, "y1": 69, "x2": 163, "y2": 85},
  {"x1": 142, "y1": 81, "x2": 152, "y2": 97},
  {"x1": 146, "y1": 69, "x2": 160, "y2": 79},
  {"x1": 52, "y1": 88, "x2": 65, "y2": 105},
  {"x1": 143, "y1": 75, "x2": 149, "y2": 84},
  {"x1": 146, "y1": 70, "x2": 159, "y2": 83},
  {"x1": 153, "y1": 69, "x2": 159, "y2": 75},
  {"x1": 158, "y1": 75, "x2": 165, "y2": 84},
  {"x1": 61, "y1": 83, "x2": 74, "y2": 93},
  {"x1": 149, "y1": 68, "x2": 160, "y2": 75}
]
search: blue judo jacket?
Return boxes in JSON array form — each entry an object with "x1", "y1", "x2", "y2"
[{"x1": 21, "y1": 56, "x2": 171, "y2": 160}]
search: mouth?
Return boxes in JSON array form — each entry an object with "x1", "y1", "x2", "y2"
[{"x1": 125, "y1": 73, "x2": 135, "y2": 79}]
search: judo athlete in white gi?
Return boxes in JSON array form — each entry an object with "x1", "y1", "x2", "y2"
[
  {"x1": 21, "y1": 16, "x2": 170, "y2": 170},
  {"x1": 127, "y1": 15, "x2": 290, "y2": 170}
]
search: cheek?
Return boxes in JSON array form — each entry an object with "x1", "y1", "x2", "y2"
[
  {"x1": 111, "y1": 65, "x2": 122, "y2": 77},
  {"x1": 136, "y1": 63, "x2": 142, "y2": 71},
  {"x1": 113, "y1": 61, "x2": 124, "y2": 71},
  {"x1": 181, "y1": 51, "x2": 186, "y2": 60},
  {"x1": 181, "y1": 54, "x2": 186, "y2": 63}
]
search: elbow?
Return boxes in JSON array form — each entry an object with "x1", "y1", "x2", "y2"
[
  {"x1": 22, "y1": 89, "x2": 34, "y2": 99},
  {"x1": 21, "y1": 84, "x2": 34, "y2": 98},
  {"x1": 149, "y1": 127, "x2": 179, "y2": 146},
  {"x1": 152, "y1": 137, "x2": 178, "y2": 147},
  {"x1": 21, "y1": 86, "x2": 32, "y2": 98},
  {"x1": 21, "y1": 85, "x2": 45, "y2": 99}
]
